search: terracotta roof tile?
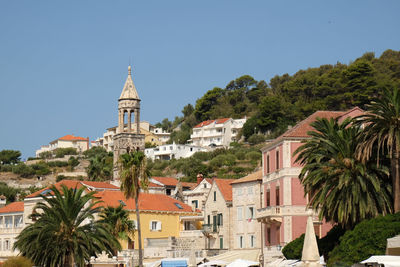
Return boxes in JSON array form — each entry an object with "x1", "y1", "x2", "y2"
[
  {"x1": 26, "y1": 180, "x2": 118, "y2": 198},
  {"x1": 0, "y1": 202, "x2": 24, "y2": 214},
  {"x1": 58, "y1": 135, "x2": 89, "y2": 141},
  {"x1": 214, "y1": 178, "x2": 235, "y2": 202},
  {"x1": 231, "y1": 170, "x2": 262, "y2": 184},
  {"x1": 194, "y1": 118, "x2": 231, "y2": 128},
  {"x1": 95, "y1": 191, "x2": 196, "y2": 213}
]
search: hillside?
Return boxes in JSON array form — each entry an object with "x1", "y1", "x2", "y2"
[{"x1": 158, "y1": 49, "x2": 400, "y2": 143}]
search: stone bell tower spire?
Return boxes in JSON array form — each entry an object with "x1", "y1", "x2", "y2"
[{"x1": 113, "y1": 66, "x2": 145, "y2": 181}]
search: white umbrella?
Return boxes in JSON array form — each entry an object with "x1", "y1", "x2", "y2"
[
  {"x1": 226, "y1": 259, "x2": 259, "y2": 267},
  {"x1": 199, "y1": 260, "x2": 228, "y2": 266}
]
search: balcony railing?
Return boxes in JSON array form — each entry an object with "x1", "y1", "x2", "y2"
[{"x1": 202, "y1": 224, "x2": 219, "y2": 234}]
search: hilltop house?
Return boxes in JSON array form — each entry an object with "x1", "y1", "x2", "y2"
[
  {"x1": 256, "y1": 107, "x2": 363, "y2": 262},
  {"x1": 35, "y1": 134, "x2": 89, "y2": 157},
  {"x1": 145, "y1": 143, "x2": 206, "y2": 161},
  {"x1": 189, "y1": 118, "x2": 246, "y2": 148}
]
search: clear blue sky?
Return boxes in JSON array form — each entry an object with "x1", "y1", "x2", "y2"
[{"x1": 0, "y1": 1, "x2": 399, "y2": 159}]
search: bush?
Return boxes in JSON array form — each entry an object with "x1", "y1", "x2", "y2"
[
  {"x1": 247, "y1": 134, "x2": 266, "y2": 145},
  {"x1": 47, "y1": 161, "x2": 69, "y2": 167},
  {"x1": 39, "y1": 151, "x2": 53, "y2": 159},
  {"x1": 0, "y1": 164, "x2": 13, "y2": 172},
  {"x1": 234, "y1": 151, "x2": 246, "y2": 160},
  {"x1": 54, "y1": 148, "x2": 77, "y2": 158},
  {"x1": 3, "y1": 256, "x2": 33, "y2": 267},
  {"x1": 233, "y1": 166, "x2": 246, "y2": 174},
  {"x1": 282, "y1": 234, "x2": 305, "y2": 260},
  {"x1": 68, "y1": 156, "x2": 80, "y2": 170},
  {"x1": 30, "y1": 161, "x2": 51, "y2": 176},
  {"x1": 56, "y1": 175, "x2": 67, "y2": 182},
  {"x1": 12, "y1": 163, "x2": 35, "y2": 177},
  {"x1": 83, "y1": 146, "x2": 107, "y2": 158},
  {"x1": 245, "y1": 151, "x2": 262, "y2": 161},
  {"x1": 192, "y1": 151, "x2": 211, "y2": 161},
  {"x1": 328, "y1": 213, "x2": 400, "y2": 266}
]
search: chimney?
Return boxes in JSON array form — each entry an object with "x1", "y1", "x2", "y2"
[{"x1": 196, "y1": 173, "x2": 204, "y2": 184}]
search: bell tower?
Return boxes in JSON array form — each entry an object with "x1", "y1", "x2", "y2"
[{"x1": 113, "y1": 66, "x2": 145, "y2": 180}]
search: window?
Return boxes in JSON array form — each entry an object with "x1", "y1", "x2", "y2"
[
  {"x1": 250, "y1": 235, "x2": 255, "y2": 248},
  {"x1": 4, "y1": 240, "x2": 10, "y2": 251},
  {"x1": 192, "y1": 200, "x2": 198, "y2": 209},
  {"x1": 236, "y1": 188, "x2": 242, "y2": 196},
  {"x1": 174, "y1": 203, "x2": 183, "y2": 209},
  {"x1": 150, "y1": 221, "x2": 162, "y2": 231},
  {"x1": 14, "y1": 215, "x2": 23, "y2": 228},
  {"x1": 267, "y1": 227, "x2": 271, "y2": 245},
  {"x1": 166, "y1": 189, "x2": 172, "y2": 195},
  {"x1": 276, "y1": 150, "x2": 280, "y2": 170},
  {"x1": 128, "y1": 238, "x2": 135, "y2": 249},
  {"x1": 213, "y1": 191, "x2": 216, "y2": 201},
  {"x1": 266, "y1": 154, "x2": 270, "y2": 173},
  {"x1": 203, "y1": 183, "x2": 207, "y2": 188},
  {"x1": 217, "y1": 213, "x2": 223, "y2": 226},
  {"x1": 238, "y1": 236, "x2": 244, "y2": 248},
  {"x1": 207, "y1": 215, "x2": 210, "y2": 225},
  {"x1": 266, "y1": 189, "x2": 270, "y2": 207},
  {"x1": 248, "y1": 186, "x2": 253, "y2": 195},
  {"x1": 219, "y1": 237, "x2": 223, "y2": 249},
  {"x1": 0, "y1": 216, "x2": 3, "y2": 227},
  {"x1": 276, "y1": 186, "x2": 280, "y2": 206},
  {"x1": 237, "y1": 207, "x2": 243, "y2": 221},
  {"x1": 5, "y1": 216, "x2": 12, "y2": 228},
  {"x1": 213, "y1": 215, "x2": 217, "y2": 232},
  {"x1": 247, "y1": 207, "x2": 254, "y2": 220}
]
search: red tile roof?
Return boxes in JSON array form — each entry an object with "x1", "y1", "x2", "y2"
[
  {"x1": 0, "y1": 202, "x2": 24, "y2": 214},
  {"x1": 58, "y1": 135, "x2": 88, "y2": 141},
  {"x1": 214, "y1": 178, "x2": 235, "y2": 202},
  {"x1": 148, "y1": 182, "x2": 163, "y2": 188},
  {"x1": 194, "y1": 118, "x2": 231, "y2": 128},
  {"x1": 231, "y1": 170, "x2": 262, "y2": 184},
  {"x1": 94, "y1": 191, "x2": 196, "y2": 213},
  {"x1": 151, "y1": 177, "x2": 195, "y2": 188},
  {"x1": 26, "y1": 180, "x2": 118, "y2": 198}
]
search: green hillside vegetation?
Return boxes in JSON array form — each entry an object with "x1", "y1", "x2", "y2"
[
  {"x1": 157, "y1": 50, "x2": 400, "y2": 143},
  {"x1": 147, "y1": 143, "x2": 263, "y2": 182}
]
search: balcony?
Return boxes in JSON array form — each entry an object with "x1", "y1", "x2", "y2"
[
  {"x1": 179, "y1": 230, "x2": 204, "y2": 238},
  {"x1": 257, "y1": 206, "x2": 311, "y2": 222},
  {"x1": 202, "y1": 224, "x2": 219, "y2": 235}
]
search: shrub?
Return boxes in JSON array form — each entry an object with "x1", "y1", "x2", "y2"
[
  {"x1": 54, "y1": 148, "x2": 77, "y2": 158},
  {"x1": 247, "y1": 134, "x2": 266, "y2": 145},
  {"x1": 328, "y1": 213, "x2": 400, "y2": 266},
  {"x1": 39, "y1": 151, "x2": 53, "y2": 159},
  {"x1": 235, "y1": 151, "x2": 246, "y2": 160},
  {"x1": 30, "y1": 161, "x2": 51, "y2": 176},
  {"x1": 0, "y1": 164, "x2": 13, "y2": 172},
  {"x1": 192, "y1": 151, "x2": 211, "y2": 161},
  {"x1": 47, "y1": 161, "x2": 69, "y2": 167},
  {"x1": 83, "y1": 146, "x2": 107, "y2": 158},
  {"x1": 245, "y1": 151, "x2": 262, "y2": 161},
  {"x1": 12, "y1": 163, "x2": 35, "y2": 178},
  {"x1": 233, "y1": 166, "x2": 246, "y2": 174},
  {"x1": 282, "y1": 234, "x2": 305, "y2": 260},
  {"x1": 3, "y1": 256, "x2": 33, "y2": 267},
  {"x1": 68, "y1": 156, "x2": 80, "y2": 170},
  {"x1": 56, "y1": 175, "x2": 67, "y2": 182}
]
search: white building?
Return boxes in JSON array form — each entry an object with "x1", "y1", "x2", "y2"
[
  {"x1": 231, "y1": 170, "x2": 263, "y2": 250},
  {"x1": 189, "y1": 118, "x2": 246, "y2": 148},
  {"x1": 145, "y1": 143, "x2": 206, "y2": 160},
  {"x1": 35, "y1": 134, "x2": 89, "y2": 157},
  {"x1": 183, "y1": 175, "x2": 213, "y2": 212},
  {"x1": 95, "y1": 123, "x2": 170, "y2": 152}
]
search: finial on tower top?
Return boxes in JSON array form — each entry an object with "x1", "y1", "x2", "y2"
[{"x1": 128, "y1": 65, "x2": 132, "y2": 75}]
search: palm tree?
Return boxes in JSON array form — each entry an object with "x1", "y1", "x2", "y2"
[
  {"x1": 295, "y1": 117, "x2": 392, "y2": 229},
  {"x1": 14, "y1": 185, "x2": 120, "y2": 267},
  {"x1": 119, "y1": 151, "x2": 150, "y2": 267},
  {"x1": 87, "y1": 154, "x2": 112, "y2": 181},
  {"x1": 99, "y1": 204, "x2": 136, "y2": 255},
  {"x1": 355, "y1": 87, "x2": 400, "y2": 212}
]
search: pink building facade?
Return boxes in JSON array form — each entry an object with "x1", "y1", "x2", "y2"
[{"x1": 256, "y1": 107, "x2": 363, "y2": 260}]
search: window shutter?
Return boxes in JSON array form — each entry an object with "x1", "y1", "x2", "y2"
[
  {"x1": 157, "y1": 221, "x2": 162, "y2": 231},
  {"x1": 149, "y1": 221, "x2": 152, "y2": 230}
]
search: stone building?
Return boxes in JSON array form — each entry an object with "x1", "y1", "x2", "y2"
[{"x1": 113, "y1": 66, "x2": 145, "y2": 180}]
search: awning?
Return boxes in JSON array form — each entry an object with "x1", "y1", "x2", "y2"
[
  {"x1": 361, "y1": 255, "x2": 400, "y2": 267},
  {"x1": 198, "y1": 260, "x2": 228, "y2": 266},
  {"x1": 226, "y1": 259, "x2": 259, "y2": 267},
  {"x1": 180, "y1": 215, "x2": 204, "y2": 221},
  {"x1": 206, "y1": 249, "x2": 260, "y2": 265}
]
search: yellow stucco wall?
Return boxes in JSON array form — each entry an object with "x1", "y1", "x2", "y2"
[{"x1": 120, "y1": 211, "x2": 184, "y2": 250}]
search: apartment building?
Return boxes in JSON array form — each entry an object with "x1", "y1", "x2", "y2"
[{"x1": 36, "y1": 134, "x2": 89, "y2": 157}]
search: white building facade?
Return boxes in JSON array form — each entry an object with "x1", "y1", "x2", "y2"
[
  {"x1": 145, "y1": 143, "x2": 206, "y2": 160},
  {"x1": 190, "y1": 118, "x2": 246, "y2": 148},
  {"x1": 35, "y1": 135, "x2": 89, "y2": 157}
]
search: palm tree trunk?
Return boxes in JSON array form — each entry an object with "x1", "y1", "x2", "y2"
[
  {"x1": 65, "y1": 252, "x2": 74, "y2": 267},
  {"x1": 393, "y1": 146, "x2": 400, "y2": 213},
  {"x1": 135, "y1": 194, "x2": 143, "y2": 267}
]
